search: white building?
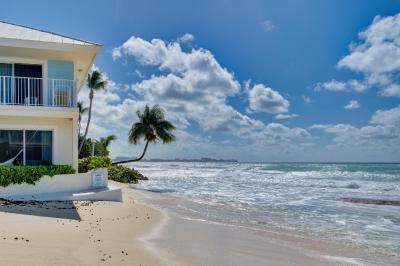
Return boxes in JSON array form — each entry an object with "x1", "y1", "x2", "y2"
[{"x1": 0, "y1": 21, "x2": 101, "y2": 171}]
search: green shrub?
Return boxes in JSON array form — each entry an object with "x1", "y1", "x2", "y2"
[
  {"x1": 0, "y1": 165, "x2": 75, "y2": 187},
  {"x1": 78, "y1": 156, "x2": 147, "y2": 184},
  {"x1": 78, "y1": 156, "x2": 112, "y2": 173},
  {"x1": 108, "y1": 165, "x2": 143, "y2": 184}
]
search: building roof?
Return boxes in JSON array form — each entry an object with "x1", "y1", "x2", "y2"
[{"x1": 0, "y1": 20, "x2": 100, "y2": 46}]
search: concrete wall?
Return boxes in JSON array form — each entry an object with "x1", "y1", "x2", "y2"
[
  {"x1": 0, "y1": 172, "x2": 93, "y2": 198},
  {"x1": 0, "y1": 116, "x2": 74, "y2": 167},
  {"x1": 0, "y1": 168, "x2": 108, "y2": 198},
  {"x1": 0, "y1": 169, "x2": 122, "y2": 202}
]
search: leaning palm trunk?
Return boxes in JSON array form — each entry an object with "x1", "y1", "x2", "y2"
[
  {"x1": 113, "y1": 140, "x2": 150, "y2": 164},
  {"x1": 114, "y1": 105, "x2": 175, "y2": 165},
  {"x1": 78, "y1": 90, "x2": 93, "y2": 155}
]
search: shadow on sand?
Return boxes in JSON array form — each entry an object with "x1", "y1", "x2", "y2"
[{"x1": 0, "y1": 199, "x2": 81, "y2": 220}]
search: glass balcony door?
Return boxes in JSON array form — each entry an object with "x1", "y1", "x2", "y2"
[
  {"x1": 14, "y1": 64, "x2": 43, "y2": 105},
  {"x1": 0, "y1": 63, "x2": 12, "y2": 104}
]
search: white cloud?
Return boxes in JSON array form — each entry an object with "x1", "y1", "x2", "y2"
[
  {"x1": 309, "y1": 124, "x2": 331, "y2": 130},
  {"x1": 317, "y1": 13, "x2": 400, "y2": 97},
  {"x1": 315, "y1": 79, "x2": 367, "y2": 92},
  {"x1": 302, "y1": 95, "x2": 312, "y2": 104},
  {"x1": 344, "y1": 100, "x2": 360, "y2": 110},
  {"x1": 81, "y1": 35, "x2": 313, "y2": 159},
  {"x1": 381, "y1": 84, "x2": 400, "y2": 97},
  {"x1": 248, "y1": 84, "x2": 290, "y2": 114},
  {"x1": 262, "y1": 20, "x2": 275, "y2": 32},
  {"x1": 134, "y1": 70, "x2": 145, "y2": 78},
  {"x1": 177, "y1": 33, "x2": 194, "y2": 43},
  {"x1": 311, "y1": 106, "x2": 400, "y2": 150},
  {"x1": 275, "y1": 113, "x2": 299, "y2": 119},
  {"x1": 370, "y1": 105, "x2": 400, "y2": 125},
  {"x1": 338, "y1": 14, "x2": 400, "y2": 74}
]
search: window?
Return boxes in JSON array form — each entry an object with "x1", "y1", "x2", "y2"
[
  {"x1": 25, "y1": 131, "x2": 52, "y2": 165},
  {"x1": 0, "y1": 130, "x2": 23, "y2": 165},
  {"x1": 0, "y1": 130, "x2": 52, "y2": 166}
]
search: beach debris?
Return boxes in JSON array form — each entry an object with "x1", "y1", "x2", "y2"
[
  {"x1": 340, "y1": 198, "x2": 400, "y2": 206},
  {"x1": 345, "y1": 182, "x2": 360, "y2": 189}
]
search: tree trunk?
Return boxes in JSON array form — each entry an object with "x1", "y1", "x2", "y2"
[
  {"x1": 78, "y1": 89, "x2": 93, "y2": 155},
  {"x1": 112, "y1": 139, "x2": 150, "y2": 165},
  {"x1": 78, "y1": 116, "x2": 81, "y2": 137}
]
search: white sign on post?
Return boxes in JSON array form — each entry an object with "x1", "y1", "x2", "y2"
[{"x1": 92, "y1": 169, "x2": 108, "y2": 188}]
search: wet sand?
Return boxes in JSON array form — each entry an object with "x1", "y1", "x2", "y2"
[{"x1": 138, "y1": 189, "x2": 399, "y2": 266}]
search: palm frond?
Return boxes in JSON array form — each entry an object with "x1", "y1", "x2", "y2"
[
  {"x1": 156, "y1": 127, "x2": 176, "y2": 144},
  {"x1": 100, "y1": 134, "x2": 116, "y2": 148},
  {"x1": 128, "y1": 122, "x2": 148, "y2": 144},
  {"x1": 87, "y1": 70, "x2": 107, "y2": 91},
  {"x1": 94, "y1": 80, "x2": 107, "y2": 90},
  {"x1": 129, "y1": 105, "x2": 176, "y2": 145},
  {"x1": 77, "y1": 101, "x2": 89, "y2": 114}
]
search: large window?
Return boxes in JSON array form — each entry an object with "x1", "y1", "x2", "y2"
[
  {"x1": 0, "y1": 130, "x2": 52, "y2": 166},
  {"x1": 0, "y1": 130, "x2": 23, "y2": 165}
]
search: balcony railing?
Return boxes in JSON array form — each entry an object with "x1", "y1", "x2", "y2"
[{"x1": 0, "y1": 76, "x2": 75, "y2": 107}]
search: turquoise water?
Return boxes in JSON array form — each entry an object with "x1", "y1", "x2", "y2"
[{"x1": 132, "y1": 162, "x2": 400, "y2": 257}]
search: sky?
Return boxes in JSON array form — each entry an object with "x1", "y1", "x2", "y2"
[{"x1": 1, "y1": 0, "x2": 400, "y2": 162}]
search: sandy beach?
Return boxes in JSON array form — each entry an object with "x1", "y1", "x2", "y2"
[
  {"x1": 0, "y1": 182, "x2": 398, "y2": 266},
  {"x1": 0, "y1": 182, "x2": 164, "y2": 266}
]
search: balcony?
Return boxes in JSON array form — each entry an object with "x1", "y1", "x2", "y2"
[{"x1": 0, "y1": 76, "x2": 76, "y2": 108}]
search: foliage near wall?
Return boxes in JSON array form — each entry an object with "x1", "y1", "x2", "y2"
[
  {"x1": 78, "y1": 156, "x2": 144, "y2": 183},
  {"x1": 78, "y1": 156, "x2": 112, "y2": 173},
  {"x1": 108, "y1": 165, "x2": 144, "y2": 184},
  {"x1": 0, "y1": 165, "x2": 75, "y2": 187}
]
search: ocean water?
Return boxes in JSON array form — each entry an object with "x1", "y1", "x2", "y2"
[{"x1": 131, "y1": 162, "x2": 400, "y2": 257}]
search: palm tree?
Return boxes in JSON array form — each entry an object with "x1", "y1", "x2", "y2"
[
  {"x1": 100, "y1": 134, "x2": 116, "y2": 155},
  {"x1": 113, "y1": 105, "x2": 176, "y2": 164},
  {"x1": 78, "y1": 70, "x2": 107, "y2": 155},
  {"x1": 77, "y1": 101, "x2": 88, "y2": 135}
]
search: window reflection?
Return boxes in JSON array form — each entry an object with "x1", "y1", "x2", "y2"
[{"x1": 0, "y1": 130, "x2": 52, "y2": 166}]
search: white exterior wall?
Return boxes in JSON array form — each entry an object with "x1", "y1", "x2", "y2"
[
  {"x1": 0, "y1": 172, "x2": 93, "y2": 198},
  {"x1": 0, "y1": 26, "x2": 100, "y2": 175},
  {"x1": 0, "y1": 114, "x2": 78, "y2": 170},
  {"x1": 0, "y1": 169, "x2": 122, "y2": 202}
]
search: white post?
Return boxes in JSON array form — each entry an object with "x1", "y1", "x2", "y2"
[
  {"x1": 27, "y1": 78, "x2": 30, "y2": 105},
  {"x1": 52, "y1": 79, "x2": 55, "y2": 106},
  {"x1": 2, "y1": 77, "x2": 4, "y2": 104},
  {"x1": 11, "y1": 77, "x2": 14, "y2": 104},
  {"x1": 23, "y1": 130, "x2": 26, "y2": 165},
  {"x1": 43, "y1": 77, "x2": 48, "y2": 106},
  {"x1": 72, "y1": 114, "x2": 79, "y2": 171},
  {"x1": 73, "y1": 80, "x2": 77, "y2": 107}
]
